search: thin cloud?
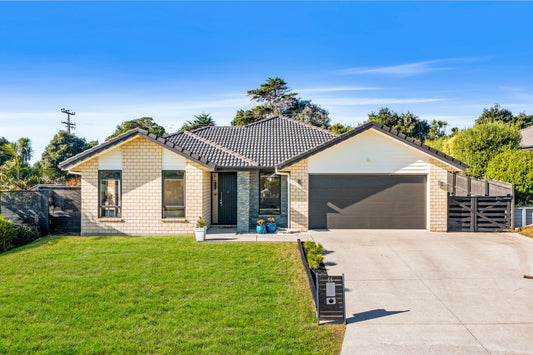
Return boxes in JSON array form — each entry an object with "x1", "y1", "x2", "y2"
[
  {"x1": 318, "y1": 97, "x2": 447, "y2": 106},
  {"x1": 297, "y1": 87, "x2": 382, "y2": 94},
  {"x1": 337, "y1": 58, "x2": 484, "y2": 77}
]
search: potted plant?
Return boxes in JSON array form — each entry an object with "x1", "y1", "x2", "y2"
[
  {"x1": 256, "y1": 219, "x2": 266, "y2": 234},
  {"x1": 266, "y1": 217, "x2": 276, "y2": 233},
  {"x1": 195, "y1": 217, "x2": 207, "y2": 242}
]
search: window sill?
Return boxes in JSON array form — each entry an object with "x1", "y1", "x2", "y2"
[
  {"x1": 161, "y1": 218, "x2": 188, "y2": 223},
  {"x1": 97, "y1": 218, "x2": 124, "y2": 223}
]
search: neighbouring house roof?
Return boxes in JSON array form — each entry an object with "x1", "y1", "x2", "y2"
[
  {"x1": 59, "y1": 116, "x2": 467, "y2": 171},
  {"x1": 520, "y1": 126, "x2": 533, "y2": 149}
]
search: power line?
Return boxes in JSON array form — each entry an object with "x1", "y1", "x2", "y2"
[{"x1": 60, "y1": 108, "x2": 76, "y2": 133}]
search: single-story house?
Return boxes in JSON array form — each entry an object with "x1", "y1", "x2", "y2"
[{"x1": 58, "y1": 116, "x2": 468, "y2": 235}]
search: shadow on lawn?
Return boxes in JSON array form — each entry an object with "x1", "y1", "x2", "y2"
[
  {"x1": 346, "y1": 309, "x2": 410, "y2": 324},
  {"x1": 0, "y1": 235, "x2": 67, "y2": 257}
]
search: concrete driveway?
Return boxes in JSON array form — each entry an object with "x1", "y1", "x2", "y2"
[{"x1": 311, "y1": 230, "x2": 533, "y2": 355}]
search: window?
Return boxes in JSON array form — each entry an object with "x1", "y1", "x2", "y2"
[
  {"x1": 259, "y1": 172, "x2": 281, "y2": 215},
  {"x1": 163, "y1": 171, "x2": 185, "y2": 218},
  {"x1": 99, "y1": 171, "x2": 121, "y2": 218}
]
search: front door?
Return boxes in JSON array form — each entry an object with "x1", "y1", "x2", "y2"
[{"x1": 217, "y1": 172, "x2": 237, "y2": 225}]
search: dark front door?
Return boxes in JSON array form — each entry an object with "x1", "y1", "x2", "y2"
[
  {"x1": 309, "y1": 175, "x2": 427, "y2": 229},
  {"x1": 217, "y1": 172, "x2": 237, "y2": 225}
]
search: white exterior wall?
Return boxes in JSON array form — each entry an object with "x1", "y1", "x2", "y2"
[
  {"x1": 98, "y1": 147, "x2": 122, "y2": 170},
  {"x1": 162, "y1": 149, "x2": 186, "y2": 170},
  {"x1": 308, "y1": 129, "x2": 430, "y2": 174}
]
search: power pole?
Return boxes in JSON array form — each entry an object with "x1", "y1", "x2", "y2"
[{"x1": 60, "y1": 108, "x2": 76, "y2": 133}]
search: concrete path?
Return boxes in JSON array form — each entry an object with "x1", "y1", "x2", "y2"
[
  {"x1": 311, "y1": 230, "x2": 533, "y2": 355},
  {"x1": 204, "y1": 227, "x2": 313, "y2": 243}
]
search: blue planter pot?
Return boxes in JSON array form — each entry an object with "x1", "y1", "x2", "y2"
[
  {"x1": 256, "y1": 225, "x2": 266, "y2": 234},
  {"x1": 267, "y1": 223, "x2": 277, "y2": 233}
]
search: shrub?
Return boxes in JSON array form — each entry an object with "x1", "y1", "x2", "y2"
[
  {"x1": 13, "y1": 224, "x2": 41, "y2": 247},
  {"x1": 303, "y1": 241, "x2": 324, "y2": 270},
  {"x1": 196, "y1": 217, "x2": 206, "y2": 228},
  {"x1": 0, "y1": 216, "x2": 16, "y2": 252},
  {"x1": 486, "y1": 149, "x2": 533, "y2": 205}
]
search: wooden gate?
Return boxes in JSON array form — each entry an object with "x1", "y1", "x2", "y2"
[{"x1": 448, "y1": 196, "x2": 512, "y2": 232}]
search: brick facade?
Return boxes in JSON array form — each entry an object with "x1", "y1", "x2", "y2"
[
  {"x1": 283, "y1": 160, "x2": 309, "y2": 231},
  {"x1": 79, "y1": 137, "x2": 210, "y2": 236},
  {"x1": 429, "y1": 158, "x2": 454, "y2": 232}
]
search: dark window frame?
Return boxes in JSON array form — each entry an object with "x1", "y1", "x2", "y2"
[
  {"x1": 259, "y1": 171, "x2": 281, "y2": 215},
  {"x1": 162, "y1": 170, "x2": 186, "y2": 219},
  {"x1": 98, "y1": 170, "x2": 122, "y2": 218}
]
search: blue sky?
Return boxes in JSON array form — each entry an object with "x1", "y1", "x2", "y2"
[{"x1": 1, "y1": 2, "x2": 532, "y2": 162}]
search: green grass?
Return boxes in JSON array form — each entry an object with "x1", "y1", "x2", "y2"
[{"x1": 0, "y1": 236, "x2": 344, "y2": 354}]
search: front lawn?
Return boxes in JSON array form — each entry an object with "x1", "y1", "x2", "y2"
[{"x1": 0, "y1": 236, "x2": 344, "y2": 354}]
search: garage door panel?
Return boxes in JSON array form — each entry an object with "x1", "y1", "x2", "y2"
[{"x1": 309, "y1": 175, "x2": 426, "y2": 229}]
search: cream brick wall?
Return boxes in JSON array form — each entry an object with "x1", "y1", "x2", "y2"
[
  {"x1": 429, "y1": 158, "x2": 453, "y2": 232},
  {"x1": 283, "y1": 159, "x2": 309, "y2": 231},
  {"x1": 79, "y1": 136, "x2": 211, "y2": 235}
]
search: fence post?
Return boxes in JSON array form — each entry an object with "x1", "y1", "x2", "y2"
[
  {"x1": 471, "y1": 196, "x2": 477, "y2": 232},
  {"x1": 467, "y1": 176, "x2": 472, "y2": 196},
  {"x1": 511, "y1": 184, "x2": 515, "y2": 230},
  {"x1": 484, "y1": 180, "x2": 489, "y2": 196}
]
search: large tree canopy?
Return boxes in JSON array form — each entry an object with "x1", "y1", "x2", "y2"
[
  {"x1": 231, "y1": 77, "x2": 331, "y2": 129},
  {"x1": 41, "y1": 132, "x2": 93, "y2": 179},
  {"x1": 181, "y1": 113, "x2": 216, "y2": 131},
  {"x1": 446, "y1": 122, "x2": 520, "y2": 178},
  {"x1": 368, "y1": 108, "x2": 430, "y2": 141},
  {"x1": 475, "y1": 104, "x2": 533, "y2": 128},
  {"x1": 247, "y1": 77, "x2": 298, "y2": 116},
  {"x1": 486, "y1": 150, "x2": 533, "y2": 205},
  {"x1": 106, "y1": 117, "x2": 166, "y2": 141}
]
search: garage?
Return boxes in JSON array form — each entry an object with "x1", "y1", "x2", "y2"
[{"x1": 309, "y1": 175, "x2": 427, "y2": 229}]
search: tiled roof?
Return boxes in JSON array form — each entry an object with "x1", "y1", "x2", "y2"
[
  {"x1": 520, "y1": 126, "x2": 533, "y2": 149},
  {"x1": 276, "y1": 120, "x2": 469, "y2": 170},
  {"x1": 166, "y1": 116, "x2": 338, "y2": 168},
  {"x1": 59, "y1": 116, "x2": 467, "y2": 171}
]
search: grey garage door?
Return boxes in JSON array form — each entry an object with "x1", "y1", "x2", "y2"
[{"x1": 309, "y1": 175, "x2": 427, "y2": 229}]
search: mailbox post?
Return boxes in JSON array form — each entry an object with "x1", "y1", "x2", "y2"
[{"x1": 316, "y1": 273, "x2": 346, "y2": 324}]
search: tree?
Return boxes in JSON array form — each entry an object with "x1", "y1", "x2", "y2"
[
  {"x1": 368, "y1": 108, "x2": 430, "y2": 141},
  {"x1": 428, "y1": 120, "x2": 448, "y2": 140},
  {"x1": 329, "y1": 123, "x2": 353, "y2": 134},
  {"x1": 447, "y1": 122, "x2": 520, "y2": 178},
  {"x1": 486, "y1": 150, "x2": 533, "y2": 205},
  {"x1": 106, "y1": 117, "x2": 166, "y2": 141},
  {"x1": 475, "y1": 104, "x2": 533, "y2": 128},
  {"x1": 247, "y1": 77, "x2": 298, "y2": 116},
  {"x1": 181, "y1": 113, "x2": 216, "y2": 131},
  {"x1": 292, "y1": 100, "x2": 331, "y2": 129},
  {"x1": 40, "y1": 132, "x2": 92, "y2": 179},
  {"x1": 0, "y1": 137, "x2": 8, "y2": 166},
  {"x1": 2, "y1": 138, "x2": 32, "y2": 180},
  {"x1": 231, "y1": 106, "x2": 273, "y2": 126}
]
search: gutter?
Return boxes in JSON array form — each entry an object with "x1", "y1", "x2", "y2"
[{"x1": 274, "y1": 167, "x2": 291, "y2": 229}]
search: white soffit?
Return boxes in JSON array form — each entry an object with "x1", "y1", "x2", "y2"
[
  {"x1": 98, "y1": 147, "x2": 122, "y2": 170},
  {"x1": 163, "y1": 148, "x2": 186, "y2": 170},
  {"x1": 308, "y1": 129, "x2": 430, "y2": 174}
]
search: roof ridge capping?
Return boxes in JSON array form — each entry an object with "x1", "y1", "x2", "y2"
[
  {"x1": 183, "y1": 131, "x2": 259, "y2": 167},
  {"x1": 276, "y1": 120, "x2": 468, "y2": 171},
  {"x1": 277, "y1": 115, "x2": 339, "y2": 136},
  {"x1": 58, "y1": 128, "x2": 217, "y2": 171}
]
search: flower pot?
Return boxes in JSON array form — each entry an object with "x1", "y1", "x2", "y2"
[
  {"x1": 256, "y1": 225, "x2": 266, "y2": 234},
  {"x1": 195, "y1": 227, "x2": 206, "y2": 242},
  {"x1": 267, "y1": 223, "x2": 277, "y2": 233}
]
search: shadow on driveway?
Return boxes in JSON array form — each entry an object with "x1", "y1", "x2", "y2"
[{"x1": 347, "y1": 309, "x2": 410, "y2": 324}]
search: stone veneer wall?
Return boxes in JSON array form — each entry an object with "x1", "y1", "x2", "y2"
[
  {"x1": 79, "y1": 136, "x2": 211, "y2": 235},
  {"x1": 248, "y1": 171, "x2": 288, "y2": 230},
  {"x1": 236, "y1": 171, "x2": 250, "y2": 233},
  {"x1": 429, "y1": 157, "x2": 453, "y2": 232},
  {"x1": 283, "y1": 159, "x2": 309, "y2": 231}
]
